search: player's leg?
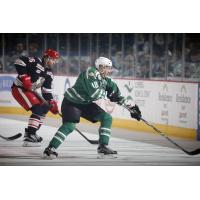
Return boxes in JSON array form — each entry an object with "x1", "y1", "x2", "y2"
[
  {"x1": 11, "y1": 85, "x2": 45, "y2": 146},
  {"x1": 23, "y1": 104, "x2": 49, "y2": 147},
  {"x1": 43, "y1": 122, "x2": 76, "y2": 158},
  {"x1": 43, "y1": 98, "x2": 80, "y2": 159},
  {"x1": 95, "y1": 112, "x2": 117, "y2": 158},
  {"x1": 35, "y1": 104, "x2": 49, "y2": 131},
  {"x1": 11, "y1": 85, "x2": 37, "y2": 111},
  {"x1": 81, "y1": 103, "x2": 117, "y2": 158}
]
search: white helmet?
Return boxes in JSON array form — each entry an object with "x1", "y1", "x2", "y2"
[{"x1": 95, "y1": 57, "x2": 112, "y2": 70}]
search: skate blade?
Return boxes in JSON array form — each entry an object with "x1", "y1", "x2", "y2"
[
  {"x1": 97, "y1": 153, "x2": 118, "y2": 159},
  {"x1": 42, "y1": 154, "x2": 57, "y2": 160},
  {"x1": 22, "y1": 141, "x2": 41, "y2": 147}
]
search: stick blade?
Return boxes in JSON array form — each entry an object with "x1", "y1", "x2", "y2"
[
  {"x1": 188, "y1": 148, "x2": 200, "y2": 156},
  {"x1": 7, "y1": 133, "x2": 22, "y2": 141},
  {"x1": 90, "y1": 140, "x2": 99, "y2": 145}
]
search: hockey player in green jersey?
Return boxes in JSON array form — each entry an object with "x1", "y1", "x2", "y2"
[{"x1": 43, "y1": 57, "x2": 141, "y2": 159}]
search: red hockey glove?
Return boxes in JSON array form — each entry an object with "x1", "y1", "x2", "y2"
[
  {"x1": 20, "y1": 74, "x2": 32, "y2": 90},
  {"x1": 49, "y1": 100, "x2": 59, "y2": 114}
]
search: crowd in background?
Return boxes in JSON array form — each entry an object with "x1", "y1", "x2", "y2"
[{"x1": 0, "y1": 33, "x2": 200, "y2": 82}]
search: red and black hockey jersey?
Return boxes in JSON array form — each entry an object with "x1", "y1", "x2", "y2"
[{"x1": 13, "y1": 56, "x2": 54, "y2": 101}]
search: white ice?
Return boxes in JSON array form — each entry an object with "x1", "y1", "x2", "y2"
[{"x1": 0, "y1": 118, "x2": 200, "y2": 166}]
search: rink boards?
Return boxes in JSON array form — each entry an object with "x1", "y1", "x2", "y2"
[{"x1": 0, "y1": 74, "x2": 198, "y2": 139}]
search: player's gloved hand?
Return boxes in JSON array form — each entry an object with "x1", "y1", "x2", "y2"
[
  {"x1": 108, "y1": 92, "x2": 125, "y2": 105},
  {"x1": 49, "y1": 100, "x2": 59, "y2": 114},
  {"x1": 129, "y1": 105, "x2": 141, "y2": 121},
  {"x1": 20, "y1": 74, "x2": 32, "y2": 90}
]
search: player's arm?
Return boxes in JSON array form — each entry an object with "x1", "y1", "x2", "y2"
[
  {"x1": 105, "y1": 77, "x2": 125, "y2": 105},
  {"x1": 41, "y1": 72, "x2": 58, "y2": 114},
  {"x1": 14, "y1": 57, "x2": 32, "y2": 90},
  {"x1": 106, "y1": 78, "x2": 141, "y2": 121},
  {"x1": 14, "y1": 56, "x2": 28, "y2": 75}
]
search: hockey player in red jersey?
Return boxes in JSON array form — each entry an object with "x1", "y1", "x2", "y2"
[{"x1": 11, "y1": 49, "x2": 60, "y2": 146}]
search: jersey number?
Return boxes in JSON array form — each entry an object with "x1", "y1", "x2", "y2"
[
  {"x1": 91, "y1": 81, "x2": 98, "y2": 88},
  {"x1": 28, "y1": 57, "x2": 35, "y2": 62}
]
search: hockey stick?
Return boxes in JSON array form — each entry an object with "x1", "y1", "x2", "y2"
[
  {"x1": 15, "y1": 85, "x2": 99, "y2": 144},
  {"x1": 123, "y1": 104, "x2": 200, "y2": 156},
  {"x1": 57, "y1": 113, "x2": 99, "y2": 145},
  {"x1": 31, "y1": 90, "x2": 99, "y2": 145},
  {"x1": 0, "y1": 133, "x2": 22, "y2": 141}
]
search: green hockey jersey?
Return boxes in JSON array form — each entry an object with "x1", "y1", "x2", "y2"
[{"x1": 64, "y1": 66, "x2": 124, "y2": 105}]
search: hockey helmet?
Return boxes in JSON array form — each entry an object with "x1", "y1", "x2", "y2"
[
  {"x1": 43, "y1": 49, "x2": 60, "y2": 59},
  {"x1": 95, "y1": 57, "x2": 112, "y2": 70}
]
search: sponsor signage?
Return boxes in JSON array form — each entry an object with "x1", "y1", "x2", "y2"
[
  {"x1": 0, "y1": 74, "x2": 198, "y2": 130},
  {"x1": 0, "y1": 76, "x2": 15, "y2": 91}
]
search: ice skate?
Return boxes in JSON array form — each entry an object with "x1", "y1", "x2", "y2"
[
  {"x1": 97, "y1": 144, "x2": 117, "y2": 159},
  {"x1": 43, "y1": 146, "x2": 58, "y2": 159},
  {"x1": 23, "y1": 128, "x2": 43, "y2": 147}
]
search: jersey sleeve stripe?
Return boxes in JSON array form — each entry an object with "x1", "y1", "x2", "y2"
[
  {"x1": 66, "y1": 89, "x2": 84, "y2": 102},
  {"x1": 91, "y1": 88, "x2": 101, "y2": 98},
  {"x1": 36, "y1": 64, "x2": 44, "y2": 72},
  {"x1": 41, "y1": 87, "x2": 52, "y2": 93},
  {"x1": 71, "y1": 88, "x2": 85, "y2": 101}
]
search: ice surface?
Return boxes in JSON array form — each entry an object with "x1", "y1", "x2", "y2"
[{"x1": 0, "y1": 118, "x2": 200, "y2": 166}]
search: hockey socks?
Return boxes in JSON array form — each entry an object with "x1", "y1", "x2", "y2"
[
  {"x1": 95, "y1": 112, "x2": 112, "y2": 145},
  {"x1": 99, "y1": 127, "x2": 111, "y2": 145},
  {"x1": 49, "y1": 122, "x2": 75, "y2": 149},
  {"x1": 27, "y1": 113, "x2": 42, "y2": 134}
]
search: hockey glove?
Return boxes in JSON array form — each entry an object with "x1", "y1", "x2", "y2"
[
  {"x1": 129, "y1": 105, "x2": 141, "y2": 121},
  {"x1": 20, "y1": 74, "x2": 32, "y2": 90},
  {"x1": 109, "y1": 92, "x2": 125, "y2": 105},
  {"x1": 49, "y1": 100, "x2": 59, "y2": 114}
]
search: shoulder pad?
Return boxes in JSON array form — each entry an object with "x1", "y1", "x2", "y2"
[
  {"x1": 14, "y1": 58, "x2": 26, "y2": 67},
  {"x1": 86, "y1": 67, "x2": 99, "y2": 79}
]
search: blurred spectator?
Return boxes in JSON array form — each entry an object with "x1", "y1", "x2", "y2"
[
  {"x1": 168, "y1": 62, "x2": 182, "y2": 77},
  {"x1": 185, "y1": 62, "x2": 200, "y2": 79},
  {"x1": 137, "y1": 34, "x2": 145, "y2": 51},
  {"x1": 112, "y1": 51, "x2": 123, "y2": 70},
  {"x1": 57, "y1": 56, "x2": 68, "y2": 75},
  {"x1": 133, "y1": 34, "x2": 150, "y2": 79},
  {"x1": 154, "y1": 34, "x2": 165, "y2": 56},
  {"x1": 90, "y1": 52, "x2": 97, "y2": 66},
  {"x1": 15, "y1": 43, "x2": 27, "y2": 56},
  {"x1": 185, "y1": 63, "x2": 196, "y2": 78},
  {"x1": 29, "y1": 42, "x2": 40, "y2": 57},
  {"x1": 99, "y1": 51, "x2": 109, "y2": 58},
  {"x1": 168, "y1": 50, "x2": 182, "y2": 77},
  {"x1": 1, "y1": 33, "x2": 200, "y2": 81},
  {"x1": 0, "y1": 58, "x2": 3, "y2": 72},
  {"x1": 190, "y1": 50, "x2": 200, "y2": 62},
  {"x1": 136, "y1": 60, "x2": 150, "y2": 78},
  {"x1": 5, "y1": 42, "x2": 27, "y2": 72},
  {"x1": 194, "y1": 64, "x2": 200, "y2": 78},
  {"x1": 123, "y1": 54, "x2": 135, "y2": 77},
  {"x1": 152, "y1": 55, "x2": 165, "y2": 77},
  {"x1": 80, "y1": 58, "x2": 90, "y2": 72},
  {"x1": 69, "y1": 57, "x2": 79, "y2": 75},
  {"x1": 184, "y1": 35, "x2": 200, "y2": 79},
  {"x1": 152, "y1": 34, "x2": 166, "y2": 78}
]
